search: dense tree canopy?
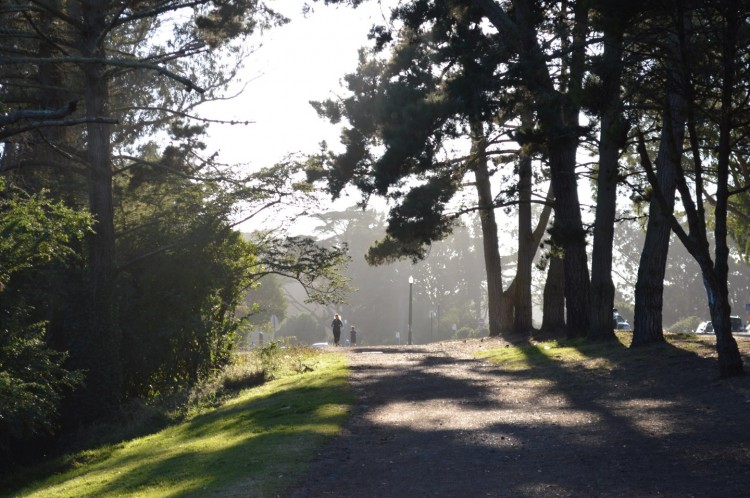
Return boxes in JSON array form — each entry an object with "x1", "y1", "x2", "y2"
[{"x1": 0, "y1": 0, "x2": 351, "y2": 467}]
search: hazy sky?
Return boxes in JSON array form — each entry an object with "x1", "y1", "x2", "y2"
[{"x1": 207, "y1": 1, "x2": 392, "y2": 169}]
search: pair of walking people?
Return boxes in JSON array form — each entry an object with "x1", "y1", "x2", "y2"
[{"x1": 331, "y1": 314, "x2": 356, "y2": 346}]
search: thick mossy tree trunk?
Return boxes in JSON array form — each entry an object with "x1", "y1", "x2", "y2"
[{"x1": 548, "y1": 135, "x2": 590, "y2": 338}]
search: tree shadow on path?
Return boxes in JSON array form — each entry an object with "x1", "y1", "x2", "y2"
[{"x1": 282, "y1": 340, "x2": 750, "y2": 498}]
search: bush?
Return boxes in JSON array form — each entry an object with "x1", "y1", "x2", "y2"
[
  {"x1": 0, "y1": 318, "x2": 82, "y2": 468},
  {"x1": 255, "y1": 339, "x2": 321, "y2": 381},
  {"x1": 0, "y1": 184, "x2": 90, "y2": 467},
  {"x1": 220, "y1": 353, "x2": 266, "y2": 391},
  {"x1": 666, "y1": 316, "x2": 702, "y2": 335},
  {"x1": 189, "y1": 339, "x2": 322, "y2": 412},
  {"x1": 453, "y1": 326, "x2": 478, "y2": 339}
]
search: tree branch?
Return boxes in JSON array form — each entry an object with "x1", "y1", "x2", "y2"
[
  {"x1": 0, "y1": 101, "x2": 77, "y2": 128},
  {"x1": 0, "y1": 55, "x2": 205, "y2": 93},
  {"x1": 0, "y1": 112, "x2": 118, "y2": 140}
]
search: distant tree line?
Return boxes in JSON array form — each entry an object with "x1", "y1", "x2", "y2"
[{"x1": 269, "y1": 206, "x2": 750, "y2": 348}]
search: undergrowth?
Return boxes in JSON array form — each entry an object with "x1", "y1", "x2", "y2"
[{"x1": 0, "y1": 340, "x2": 324, "y2": 495}]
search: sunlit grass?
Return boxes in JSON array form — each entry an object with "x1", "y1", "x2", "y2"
[
  {"x1": 476, "y1": 332, "x2": 714, "y2": 372},
  {"x1": 15, "y1": 353, "x2": 352, "y2": 498},
  {"x1": 476, "y1": 334, "x2": 632, "y2": 370}
]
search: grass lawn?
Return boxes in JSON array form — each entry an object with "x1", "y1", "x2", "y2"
[
  {"x1": 14, "y1": 353, "x2": 352, "y2": 498},
  {"x1": 474, "y1": 331, "x2": 712, "y2": 371},
  {"x1": 475, "y1": 333, "x2": 633, "y2": 369}
]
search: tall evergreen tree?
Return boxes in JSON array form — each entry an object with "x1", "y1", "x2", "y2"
[
  {"x1": 0, "y1": 0, "x2": 285, "y2": 421},
  {"x1": 473, "y1": 0, "x2": 592, "y2": 337},
  {"x1": 309, "y1": 1, "x2": 553, "y2": 338}
]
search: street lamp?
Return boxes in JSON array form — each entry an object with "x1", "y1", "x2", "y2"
[
  {"x1": 436, "y1": 304, "x2": 442, "y2": 341},
  {"x1": 408, "y1": 275, "x2": 414, "y2": 345},
  {"x1": 429, "y1": 310, "x2": 435, "y2": 343}
]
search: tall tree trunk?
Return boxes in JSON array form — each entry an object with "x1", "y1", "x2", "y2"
[
  {"x1": 473, "y1": 0, "x2": 591, "y2": 337},
  {"x1": 540, "y1": 253, "x2": 565, "y2": 337},
  {"x1": 500, "y1": 281, "x2": 514, "y2": 334},
  {"x1": 519, "y1": 0, "x2": 590, "y2": 337},
  {"x1": 700, "y1": 4, "x2": 743, "y2": 377},
  {"x1": 73, "y1": 3, "x2": 121, "y2": 421},
  {"x1": 470, "y1": 119, "x2": 504, "y2": 338},
  {"x1": 502, "y1": 186, "x2": 554, "y2": 333},
  {"x1": 548, "y1": 136, "x2": 590, "y2": 338},
  {"x1": 636, "y1": 3, "x2": 743, "y2": 378},
  {"x1": 513, "y1": 109, "x2": 534, "y2": 335},
  {"x1": 632, "y1": 17, "x2": 688, "y2": 347},
  {"x1": 632, "y1": 125, "x2": 682, "y2": 345},
  {"x1": 703, "y1": 271, "x2": 743, "y2": 377},
  {"x1": 588, "y1": 24, "x2": 625, "y2": 341}
]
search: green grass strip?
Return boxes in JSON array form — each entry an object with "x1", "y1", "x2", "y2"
[
  {"x1": 476, "y1": 334, "x2": 633, "y2": 370},
  {"x1": 475, "y1": 332, "x2": 713, "y2": 372},
  {"x1": 16, "y1": 353, "x2": 352, "y2": 498}
]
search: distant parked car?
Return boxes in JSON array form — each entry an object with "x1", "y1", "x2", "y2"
[
  {"x1": 615, "y1": 318, "x2": 631, "y2": 330},
  {"x1": 695, "y1": 321, "x2": 713, "y2": 334},
  {"x1": 695, "y1": 318, "x2": 743, "y2": 334},
  {"x1": 612, "y1": 308, "x2": 631, "y2": 330}
]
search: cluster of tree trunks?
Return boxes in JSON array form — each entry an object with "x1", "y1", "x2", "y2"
[{"x1": 316, "y1": 0, "x2": 746, "y2": 377}]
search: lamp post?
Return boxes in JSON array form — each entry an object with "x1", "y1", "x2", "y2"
[
  {"x1": 436, "y1": 304, "x2": 442, "y2": 341},
  {"x1": 408, "y1": 276, "x2": 414, "y2": 345},
  {"x1": 429, "y1": 310, "x2": 435, "y2": 343}
]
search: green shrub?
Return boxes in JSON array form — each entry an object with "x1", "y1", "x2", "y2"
[
  {"x1": 178, "y1": 339, "x2": 320, "y2": 418},
  {"x1": 256, "y1": 339, "x2": 320, "y2": 380},
  {"x1": 220, "y1": 352, "x2": 265, "y2": 391},
  {"x1": 666, "y1": 315, "x2": 702, "y2": 334},
  {"x1": 453, "y1": 326, "x2": 478, "y2": 339},
  {"x1": 0, "y1": 318, "x2": 83, "y2": 466}
]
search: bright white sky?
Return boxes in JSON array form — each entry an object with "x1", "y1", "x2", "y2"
[
  {"x1": 201, "y1": 1, "x2": 396, "y2": 234},
  {"x1": 207, "y1": 1, "x2": 392, "y2": 169}
]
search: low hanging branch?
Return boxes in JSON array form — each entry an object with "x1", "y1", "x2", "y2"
[
  {"x1": 0, "y1": 56, "x2": 205, "y2": 94},
  {"x1": 0, "y1": 115, "x2": 119, "y2": 141},
  {"x1": 250, "y1": 236, "x2": 352, "y2": 305},
  {"x1": 0, "y1": 101, "x2": 78, "y2": 128}
]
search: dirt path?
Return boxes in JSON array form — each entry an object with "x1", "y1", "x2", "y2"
[{"x1": 282, "y1": 338, "x2": 750, "y2": 498}]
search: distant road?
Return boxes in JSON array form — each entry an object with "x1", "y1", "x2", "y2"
[{"x1": 692, "y1": 331, "x2": 749, "y2": 338}]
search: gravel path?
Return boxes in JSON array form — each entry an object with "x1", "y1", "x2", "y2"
[{"x1": 282, "y1": 338, "x2": 750, "y2": 498}]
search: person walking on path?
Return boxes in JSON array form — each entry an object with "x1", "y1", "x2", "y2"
[
  {"x1": 349, "y1": 325, "x2": 357, "y2": 346},
  {"x1": 331, "y1": 314, "x2": 343, "y2": 346}
]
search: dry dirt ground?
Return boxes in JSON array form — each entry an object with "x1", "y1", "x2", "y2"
[{"x1": 281, "y1": 336, "x2": 750, "y2": 498}]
